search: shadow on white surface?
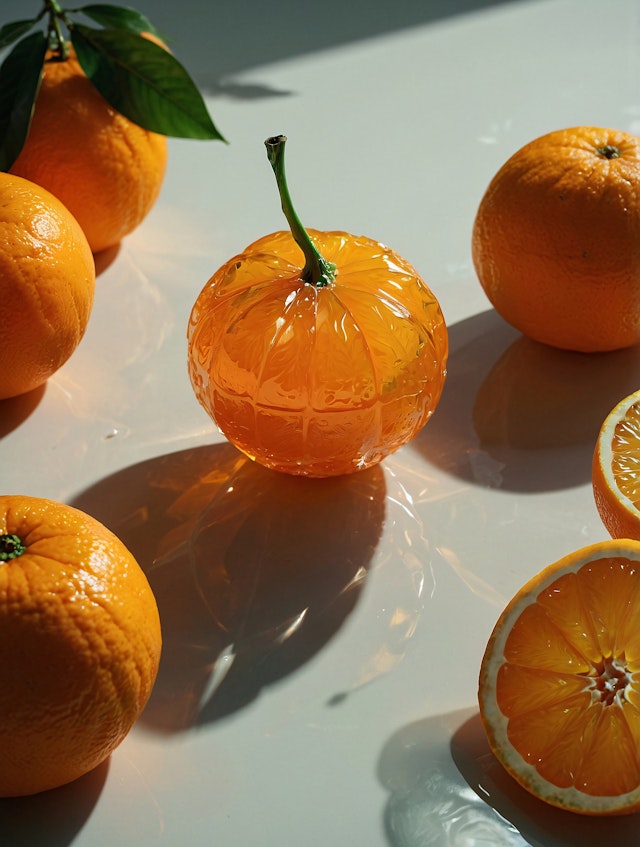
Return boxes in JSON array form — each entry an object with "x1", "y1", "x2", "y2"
[
  {"x1": 0, "y1": 759, "x2": 109, "y2": 847},
  {"x1": 86, "y1": 0, "x2": 539, "y2": 95},
  {"x1": 93, "y1": 243, "x2": 122, "y2": 276},
  {"x1": 0, "y1": 0, "x2": 540, "y2": 97},
  {"x1": 71, "y1": 443, "x2": 386, "y2": 731},
  {"x1": 413, "y1": 309, "x2": 640, "y2": 493},
  {"x1": 0, "y1": 384, "x2": 46, "y2": 439}
]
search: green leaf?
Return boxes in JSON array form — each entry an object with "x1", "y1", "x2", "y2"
[
  {"x1": 0, "y1": 31, "x2": 47, "y2": 171},
  {"x1": 0, "y1": 18, "x2": 40, "y2": 50},
  {"x1": 72, "y1": 4, "x2": 161, "y2": 37},
  {"x1": 71, "y1": 26, "x2": 225, "y2": 141}
]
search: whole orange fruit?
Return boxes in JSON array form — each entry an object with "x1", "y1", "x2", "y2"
[
  {"x1": 187, "y1": 136, "x2": 448, "y2": 477},
  {"x1": 593, "y1": 387, "x2": 640, "y2": 540},
  {"x1": 479, "y1": 539, "x2": 640, "y2": 815},
  {"x1": 472, "y1": 126, "x2": 640, "y2": 352},
  {"x1": 0, "y1": 172, "x2": 95, "y2": 400},
  {"x1": 0, "y1": 494, "x2": 161, "y2": 797},
  {"x1": 10, "y1": 45, "x2": 168, "y2": 253}
]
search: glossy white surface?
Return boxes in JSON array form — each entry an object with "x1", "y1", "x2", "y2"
[{"x1": 2, "y1": 0, "x2": 640, "y2": 844}]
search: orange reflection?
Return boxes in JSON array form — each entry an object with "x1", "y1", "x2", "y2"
[
  {"x1": 413, "y1": 309, "x2": 640, "y2": 492},
  {"x1": 473, "y1": 336, "x2": 640, "y2": 450}
]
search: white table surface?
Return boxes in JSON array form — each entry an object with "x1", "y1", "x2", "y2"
[{"x1": 2, "y1": 1, "x2": 640, "y2": 844}]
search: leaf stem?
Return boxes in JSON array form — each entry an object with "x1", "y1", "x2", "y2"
[
  {"x1": 265, "y1": 135, "x2": 336, "y2": 287},
  {"x1": 44, "y1": 0, "x2": 70, "y2": 59}
]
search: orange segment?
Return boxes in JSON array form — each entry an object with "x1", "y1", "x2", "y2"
[
  {"x1": 577, "y1": 705, "x2": 640, "y2": 796},
  {"x1": 479, "y1": 540, "x2": 640, "y2": 815},
  {"x1": 506, "y1": 693, "x2": 598, "y2": 789},
  {"x1": 495, "y1": 663, "x2": 592, "y2": 716},
  {"x1": 503, "y1": 601, "x2": 591, "y2": 672},
  {"x1": 611, "y1": 402, "x2": 640, "y2": 507},
  {"x1": 593, "y1": 389, "x2": 640, "y2": 540}
]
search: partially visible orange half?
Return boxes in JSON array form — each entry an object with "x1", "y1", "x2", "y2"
[
  {"x1": 479, "y1": 539, "x2": 640, "y2": 815},
  {"x1": 593, "y1": 388, "x2": 640, "y2": 540}
]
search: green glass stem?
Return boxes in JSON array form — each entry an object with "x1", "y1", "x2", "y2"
[{"x1": 265, "y1": 135, "x2": 336, "y2": 288}]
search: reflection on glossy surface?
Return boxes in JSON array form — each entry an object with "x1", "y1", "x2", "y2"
[
  {"x1": 451, "y1": 712, "x2": 640, "y2": 846},
  {"x1": 3, "y1": 0, "x2": 634, "y2": 839},
  {"x1": 72, "y1": 444, "x2": 387, "y2": 730},
  {"x1": 414, "y1": 310, "x2": 640, "y2": 493},
  {"x1": 188, "y1": 229, "x2": 448, "y2": 476},
  {"x1": 379, "y1": 709, "x2": 527, "y2": 847},
  {"x1": 473, "y1": 336, "x2": 640, "y2": 450}
]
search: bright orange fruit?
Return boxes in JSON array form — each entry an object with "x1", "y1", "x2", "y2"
[
  {"x1": 472, "y1": 126, "x2": 640, "y2": 352},
  {"x1": 187, "y1": 136, "x2": 448, "y2": 477},
  {"x1": 593, "y1": 388, "x2": 640, "y2": 541},
  {"x1": 0, "y1": 172, "x2": 95, "y2": 400},
  {"x1": 479, "y1": 539, "x2": 640, "y2": 815},
  {"x1": 0, "y1": 495, "x2": 161, "y2": 797},
  {"x1": 10, "y1": 45, "x2": 167, "y2": 253}
]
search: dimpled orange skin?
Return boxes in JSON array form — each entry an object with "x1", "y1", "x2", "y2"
[
  {"x1": 472, "y1": 127, "x2": 640, "y2": 352},
  {"x1": 0, "y1": 172, "x2": 95, "y2": 400},
  {"x1": 10, "y1": 46, "x2": 167, "y2": 254},
  {"x1": 0, "y1": 495, "x2": 162, "y2": 797},
  {"x1": 188, "y1": 229, "x2": 448, "y2": 477}
]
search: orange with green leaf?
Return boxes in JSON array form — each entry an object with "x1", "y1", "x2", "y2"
[
  {"x1": 188, "y1": 136, "x2": 448, "y2": 477},
  {"x1": 0, "y1": 2, "x2": 225, "y2": 252}
]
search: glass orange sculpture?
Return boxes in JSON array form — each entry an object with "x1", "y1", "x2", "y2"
[{"x1": 188, "y1": 135, "x2": 448, "y2": 477}]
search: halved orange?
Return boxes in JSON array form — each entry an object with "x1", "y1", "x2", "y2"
[
  {"x1": 593, "y1": 389, "x2": 640, "y2": 541},
  {"x1": 478, "y1": 539, "x2": 640, "y2": 815}
]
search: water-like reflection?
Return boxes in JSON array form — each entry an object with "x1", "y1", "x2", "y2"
[
  {"x1": 451, "y1": 712, "x2": 640, "y2": 846},
  {"x1": 379, "y1": 707, "x2": 640, "y2": 847},
  {"x1": 379, "y1": 709, "x2": 527, "y2": 847},
  {"x1": 71, "y1": 444, "x2": 387, "y2": 731}
]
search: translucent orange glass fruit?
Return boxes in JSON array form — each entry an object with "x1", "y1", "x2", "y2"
[{"x1": 188, "y1": 136, "x2": 448, "y2": 477}]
